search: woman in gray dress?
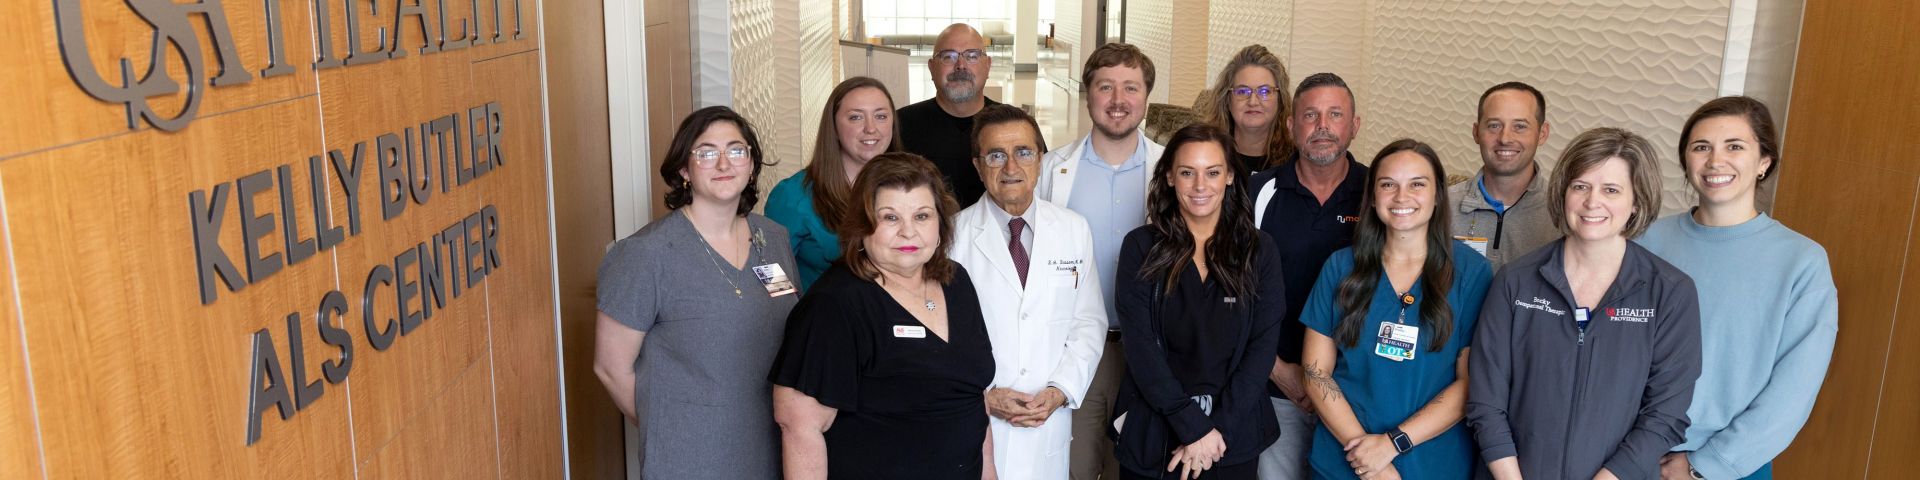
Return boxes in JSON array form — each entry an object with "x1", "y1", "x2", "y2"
[{"x1": 593, "y1": 106, "x2": 800, "y2": 479}]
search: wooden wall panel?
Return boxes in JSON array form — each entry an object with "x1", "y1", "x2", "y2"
[
  {"x1": 1771, "y1": 163, "x2": 1914, "y2": 478},
  {"x1": 474, "y1": 49, "x2": 568, "y2": 479},
  {"x1": 0, "y1": 0, "x2": 319, "y2": 158},
  {"x1": 314, "y1": 9, "x2": 496, "y2": 453},
  {"x1": 0, "y1": 0, "x2": 563, "y2": 477},
  {"x1": 0, "y1": 99, "x2": 355, "y2": 478},
  {"x1": 1772, "y1": 0, "x2": 1920, "y2": 478},
  {"x1": 540, "y1": 0, "x2": 626, "y2": 476},
  {"x1": 356, "y1": 362, "x2": 502, "y2": 479},
  {"x1": 1870, "y1": 204, "x2": 1920, "y2": 475},
  {"x1": 0, "y1": 187, "x2": 42, "y2": 479}
]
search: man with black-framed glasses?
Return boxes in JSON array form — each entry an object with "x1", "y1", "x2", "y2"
[{"x1": 899, "y1": 23, "x2": 1002, "y2": 209}]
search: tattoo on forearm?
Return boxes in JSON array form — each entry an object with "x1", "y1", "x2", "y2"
[{"x1": 1305, "y1": 362, "x2": 1344, "y2": 402}]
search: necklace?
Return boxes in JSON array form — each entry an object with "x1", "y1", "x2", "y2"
[
  {"x1": 694, "y1": 217, "x2": 747, "y2": 299},
  {"x1": 885, "y1": 276, "x2": 937, "y2": 311}
]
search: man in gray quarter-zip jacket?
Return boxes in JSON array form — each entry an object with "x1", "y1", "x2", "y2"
[{"x1": 1466, "y1": 240, "x2": 1702, "y2": 480}]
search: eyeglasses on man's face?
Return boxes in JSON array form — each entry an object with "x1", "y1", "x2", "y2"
[
  {"x1": 936, "y1": 49, "x2": 987, "y2": 65},
  {"x1": 1231, "y1": 85, "x2": 1276, "y2": 100},
  {"x1": 692, "y1": 145, "x2": 753, "y2": 168},
  {"x1": 981, "y1": 147, "x2": 1039, "y2": 168}
]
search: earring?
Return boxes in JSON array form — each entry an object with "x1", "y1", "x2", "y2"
[
  {"x1": 1758, "y1": 172, "x2": 1767, "y2": 180},
  {"x1": 683, "y1": 179, "x2": 690, "y2": 188}
]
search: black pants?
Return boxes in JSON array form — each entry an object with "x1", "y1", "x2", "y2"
[{"x1": 1118, "y1": 459, "x2": 1257, "y2": 480}]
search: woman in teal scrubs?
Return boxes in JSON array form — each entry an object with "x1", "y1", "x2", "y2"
[
  {"x1": 1299, "y1": 140, "x2": 1492, "y2": 479},
  {"x1": 766, "y1": 76, "x2": 902, "y2": 288}
]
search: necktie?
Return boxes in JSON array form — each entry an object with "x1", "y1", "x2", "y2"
[{"x1": 1009, "y1": 217, "x2": 1029, "y2": 287}]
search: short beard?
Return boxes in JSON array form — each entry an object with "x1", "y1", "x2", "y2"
[
  {"x1": 1094, "y1": 119, "x2": 1137, "y2": 141},
  {"x1": 942, "y1": 72, "x2": 979, "y2": 104},
  {"x1": 942, "y1": 86, "x2": 979, "y2": 104},
  {"x1": 1304, "y1": 149, "x2": 1345, "y2": 166}
]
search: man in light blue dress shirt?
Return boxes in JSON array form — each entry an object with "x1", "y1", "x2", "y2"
[{"x1": 1035, "y1": 42, "x2": 1166, "y2": 480}]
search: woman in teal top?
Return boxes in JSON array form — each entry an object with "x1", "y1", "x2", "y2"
[
  {"x1": 1300, "y1": 140, "x2": 1493, "y2": 479},
  {"x1": 766, "y1": 77, "x2": 901, "y2": 288}
]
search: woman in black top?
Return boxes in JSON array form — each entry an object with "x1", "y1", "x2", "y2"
[
  {"x1": 770, "y1": 153, "x2": 997, "y2": 479},
  {"x1": 1112, "y1": 124, "x2": 1285, "y2": 480}
]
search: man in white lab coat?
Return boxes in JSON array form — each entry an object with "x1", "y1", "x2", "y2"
[{"x1": 950, "y1": 105, "x2": 1109, "y2": 479}]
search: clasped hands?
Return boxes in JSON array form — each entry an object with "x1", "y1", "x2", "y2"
[
  {"x1": 985, "y1": 387, "x2": 1066, "y2": 428},
  {"x1": 1344, "y1": 433, "x2": 1402, "y2": 480},
  {"x1": 1166, "y1": 429, "x2": 1226, "y2": 480}
]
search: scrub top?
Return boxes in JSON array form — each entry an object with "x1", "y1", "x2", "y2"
[
  {"x1": 1299, "y1": 242, "x2": 1493, "y2": 480},
  {"x1": 766, "y1": 171, "x2": 841, "y2": 289},
  {"x1": 1162, "y1": 264, "x2": 1244, "y2": 397},
  {"x1": 595, "y1": 210, "x2": 799, "y2": 479},
  {"x1": 769, "y1": 263, "x2": 996, "y2": 479}
]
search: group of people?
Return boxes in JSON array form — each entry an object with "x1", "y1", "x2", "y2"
[{"x1": 593, "y1": 23, "x2": 1839, "y2": 480}]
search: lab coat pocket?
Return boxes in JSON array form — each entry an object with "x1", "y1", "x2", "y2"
[{"x1": 1045, "y1": 272, "x2": 1080, "y2": 325}]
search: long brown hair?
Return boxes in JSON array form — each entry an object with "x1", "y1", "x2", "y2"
[
  {"x1": 1332, "y1": 139, "x2": 1455, "y2": 352},
  {"x1": 1203, "y1": 45, "x2": 1294, "y2": 169},
  {"x1": 807, "y1": 77, "x2": 903, "y2": 229},
  {"x1": 1138, "y1": 124, "x2": 1261, "y2": 299},
  {"x1": 836, "y1": 153, "x2": 960, "y2": 285}
]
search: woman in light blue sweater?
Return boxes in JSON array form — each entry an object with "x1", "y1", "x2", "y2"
[{"x1": 1638, "y1": 96, "x2": 1839, "y2": 480}]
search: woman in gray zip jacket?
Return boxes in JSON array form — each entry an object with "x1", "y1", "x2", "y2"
[{"x1": 1466, "y1": 128, "x2": 1702, "y2": 480}]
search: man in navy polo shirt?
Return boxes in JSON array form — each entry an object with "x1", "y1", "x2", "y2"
[{"x1": 1249, "y1": 72, "x2": 1369, "y2": 480}]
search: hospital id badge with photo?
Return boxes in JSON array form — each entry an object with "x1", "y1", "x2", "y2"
[
  {"x1": 753, "y1": 263, "x2": 798, "y2": 297},
  {"x1": 1374, "y1": 322, "x2": 1419, "y2": 361}
]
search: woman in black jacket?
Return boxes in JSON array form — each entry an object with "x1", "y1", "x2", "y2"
[{"x1": 1110, "y1": 124, "x2": 1284, "y2": 480}]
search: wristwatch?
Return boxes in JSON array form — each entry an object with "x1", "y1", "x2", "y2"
[
  {"x1": 1690, "y1": 466, "x2": 1706, "y2": 479},
  {"x1": 1386, "y1": 428, "x2": 1412, "y2": 453}
]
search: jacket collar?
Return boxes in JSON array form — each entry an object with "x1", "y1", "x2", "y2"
[{"x1": 1457, "y1": 166, "x2": 1549, "y2": 214}]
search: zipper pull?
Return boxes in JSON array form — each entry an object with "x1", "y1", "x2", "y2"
[{"x1": 1578, "y1": 328, "x2": 1586, "y2": 346}]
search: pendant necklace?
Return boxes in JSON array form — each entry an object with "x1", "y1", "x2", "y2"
[
  {"x1": 890, "y1": 277, "x2": 937, "y2": 311},
  {"x1": 914, "y1": 279, "x2": 937, "y2": 311},
  {"x1": 696, "y1": 219, "x2": 746, "y2": 299}
]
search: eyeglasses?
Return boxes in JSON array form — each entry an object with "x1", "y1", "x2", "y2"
[
  {"x1": 981, "y1": 147, "x2": 1040, "y2": 168},
  {"x1": 935, "y1": 49, "x2": 987, "y2": 65},
  {"x1": 691, "y1": 145, "x2": 753, "y2": 168},
  {"x1": 1231, "y1": 85, "x2": 1276, "y2": 100}
]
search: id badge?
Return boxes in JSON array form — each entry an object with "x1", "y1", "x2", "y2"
[
  {"x1": 1374, "y1": 322, "x2": 1420, "y2": 361},
  {"x1": 1455, "y1": 236, "x2": 1490, "y2": 257},
  {"x1": 753, "y1": 263, "x2": 798, "y2": 297}
]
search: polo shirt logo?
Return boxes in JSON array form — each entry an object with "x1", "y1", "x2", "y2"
[
  {"x1": 1337, "y1": 215, "x2": 1359, "y2": 223},
  {"x1": 1609, "y1": 307, "x2": 1654, "y2": 323}
]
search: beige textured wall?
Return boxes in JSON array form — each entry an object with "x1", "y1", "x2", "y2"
[
  {"x1": 1362, "y1": 0, "x2": 1727, "y2": 213},
  {"x1": 732, "y1": 0, "x2": 800, "y2": 170},
  {"x1": 1131, "y1": 0, "x2": 1741, "y2": 214},
  {"x1": 1127, "y1": 0, "x2": 1176, "y2": 104},
  {"x1": 1205, "y1": 0, "x2": 1294, "y2": 104},
  {"x1": 1167, "y1": 0, "x2": 1212, "y2": 107},
  {"x1": 731, "y1": 0, "x2": 841, "y2": 190}
]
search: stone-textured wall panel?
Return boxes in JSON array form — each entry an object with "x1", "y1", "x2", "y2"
[
  {"x1": 795, "y1": 0, "x2": 837, "y2": 181},
  {"x1": 1206, "y1": 0, "x2": 1294, "y2": 101},
  {"x1": 1126, "y1": 0, "x2": 1174, "y2": 104},
  {"x1": 1167, "y1": 0, "x2": 1210, "y2": 106},
  {"x1": 1365, "y1": 1, "x2": 1726, "y2": 213},
  {"x1": 732, "y1": 0, "x2": 806, "y2": 181}
]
